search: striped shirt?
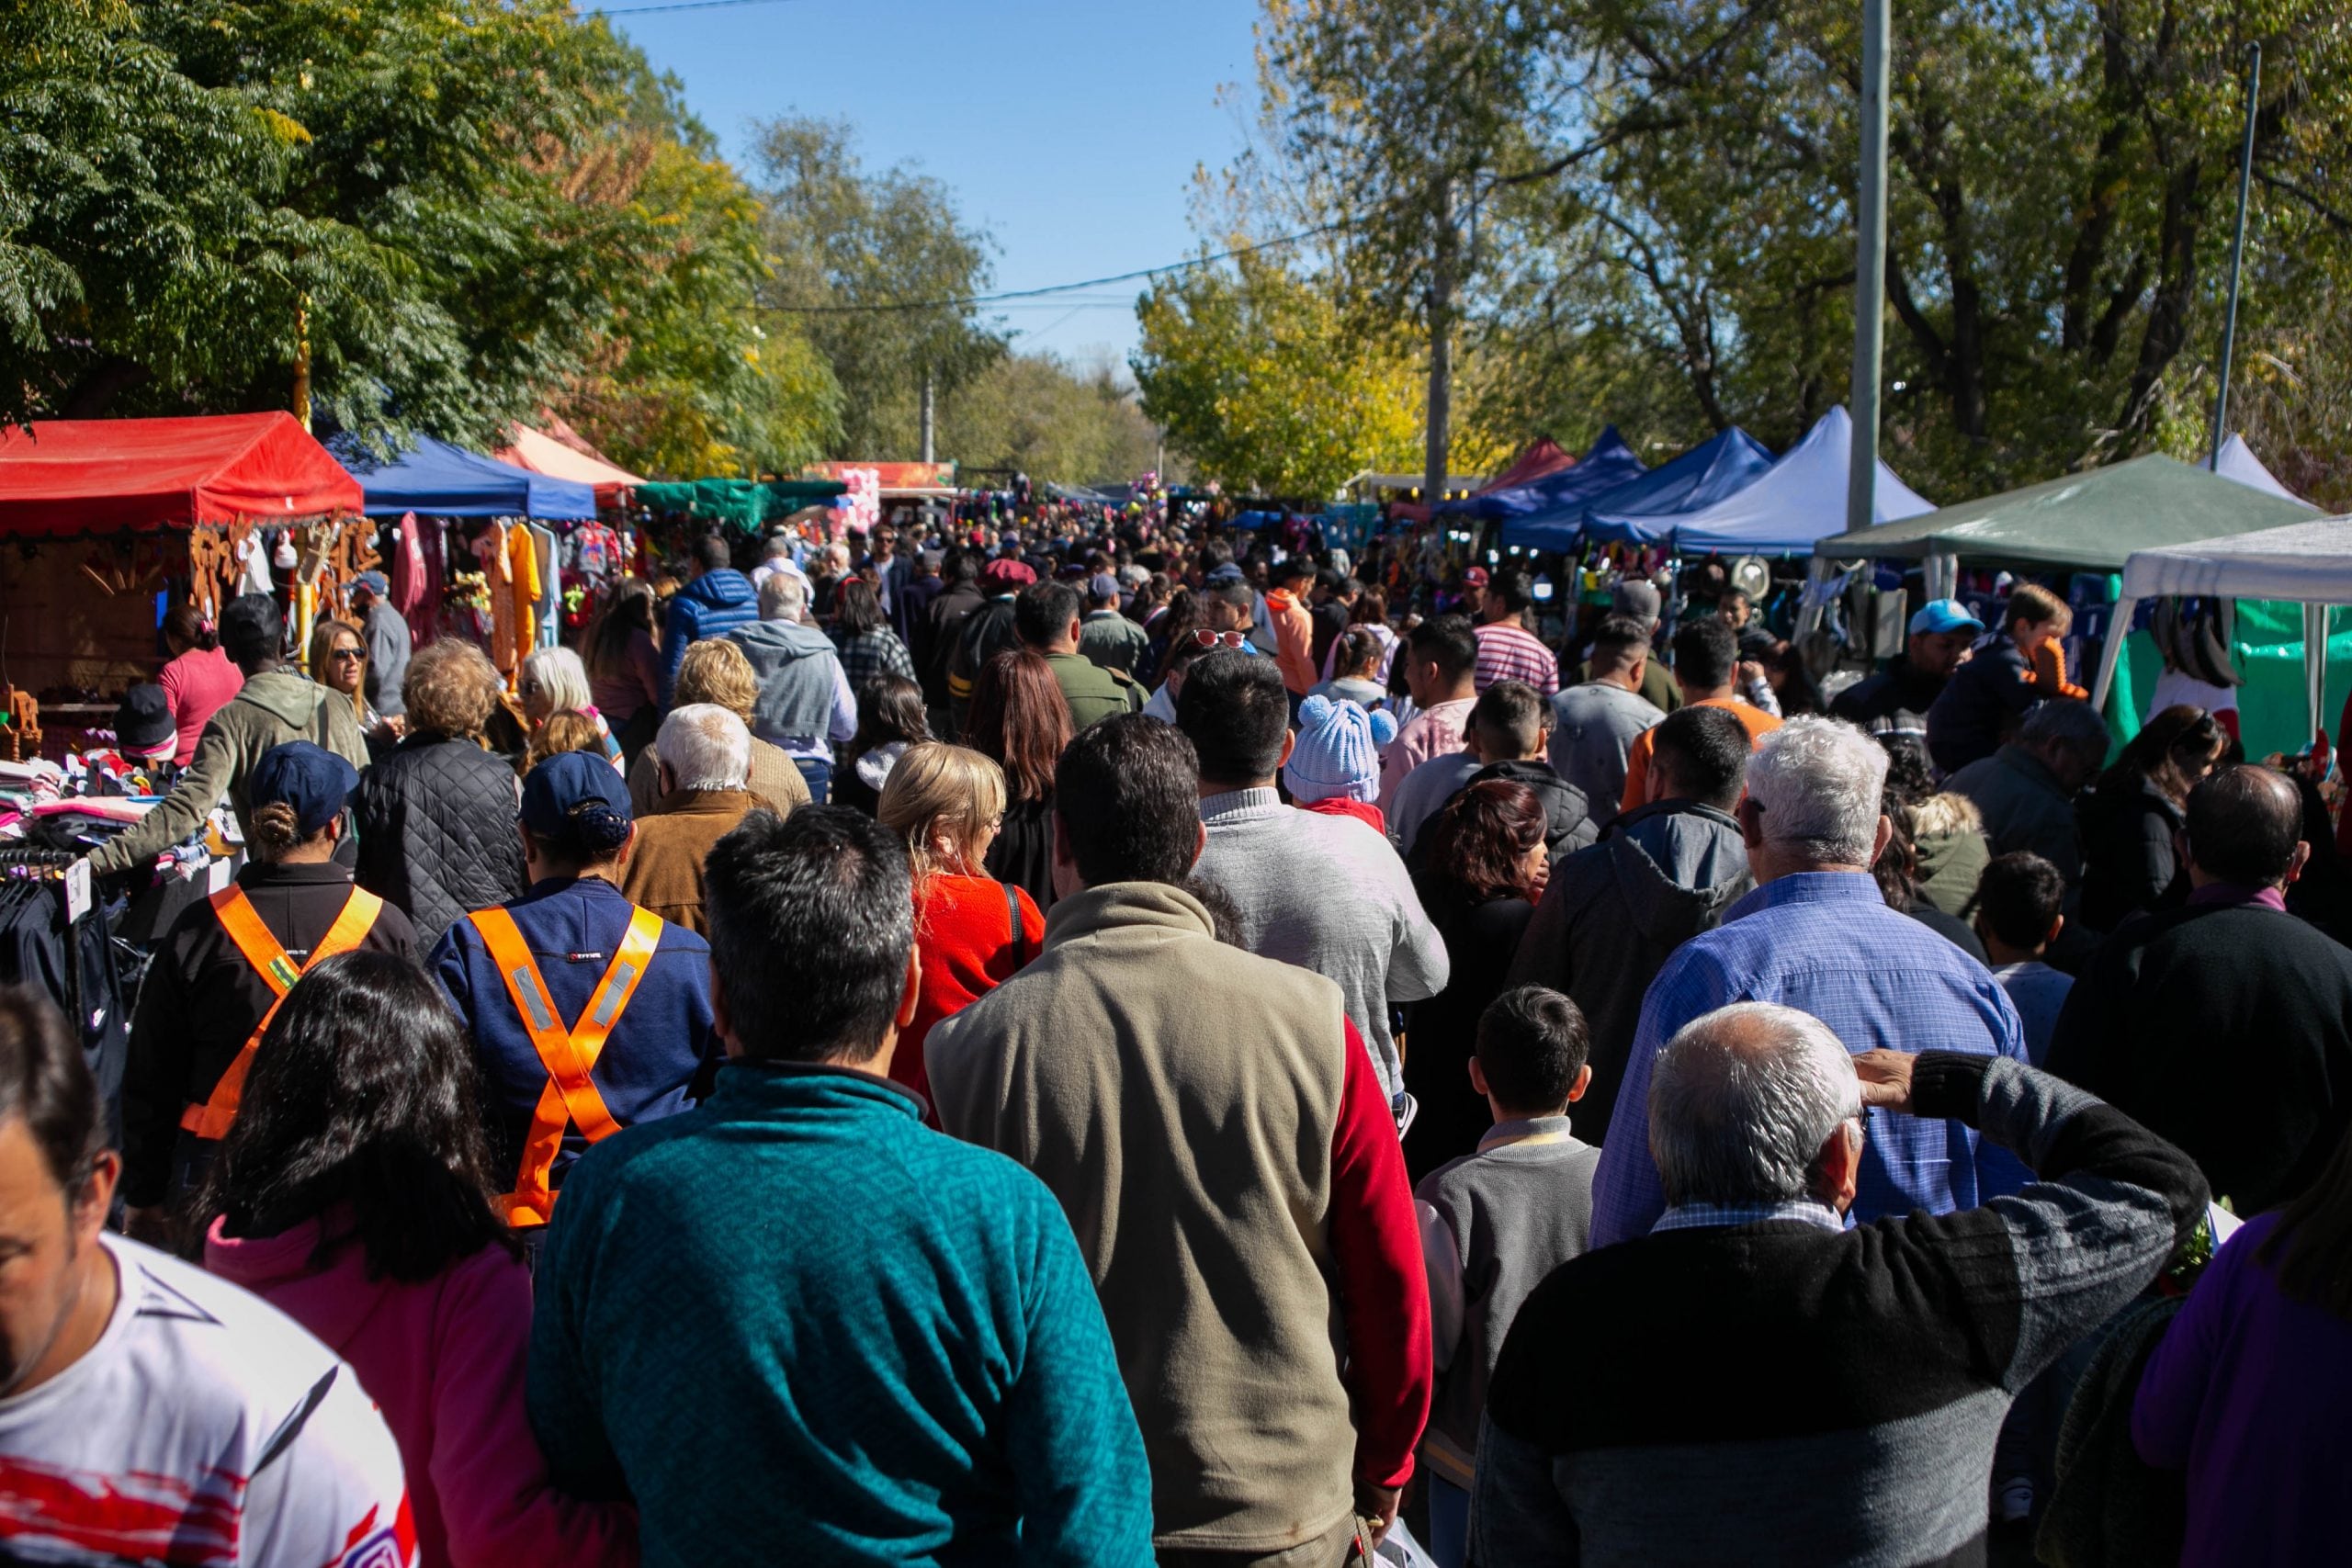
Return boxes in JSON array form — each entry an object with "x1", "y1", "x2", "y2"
[{"x1": 1473, "y1": 620, "x2": 1560, "y2": 694}]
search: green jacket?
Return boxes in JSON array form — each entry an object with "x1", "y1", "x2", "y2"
[
  {"x1": 91, "y1": 670, "x2": 369, "y2": 874},
  {"x1": 1044, "y1": 650, "x2": 1142, "y2": 730}
]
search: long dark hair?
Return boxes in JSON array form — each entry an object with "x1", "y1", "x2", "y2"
[
  {"x1": 2100, "y1": 704, "x2": 2226, "y2": 809},
  {"x1": 834, "y1": 577, "x2": 885, "y2": 638},
  {"x1": 198, "y1": 952, "x2": 519, "y2": 1280},
  {"x1": 588, "y1": 578, "x2": 658, "y2": 682},
  {"x1": 968, "y1": 648, "x2": 1071, "y2": 804},
  {"x1": 1421, "y1": 779, "x2": 1546, "y2": 909},
  {"x1": 849, "y1": 673, "x2": 930, "y2": 763},
  {"x1": 2258, "y1": 1122, "x2": 2352, "y2": 1319}
]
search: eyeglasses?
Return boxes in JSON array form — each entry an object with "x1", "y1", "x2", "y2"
[
  {"x1": 1189, "y1": 629, "x2": 1247, "y2": 649},
  {"x1": 332, "y1": 647, "x2": 366, "y2": 662}
]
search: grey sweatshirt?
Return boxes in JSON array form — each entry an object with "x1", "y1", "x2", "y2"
[{"x1": 1193, "y1": 787, "x2": 1450, "y2": 1100}]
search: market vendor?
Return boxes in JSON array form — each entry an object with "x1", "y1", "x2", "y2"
[
  {"x1": 85, "y1": 593, "x2": 372, "y2": 877},
  {"x1": 119, "y1": 741, "x2": 417, "y2": 1240}
]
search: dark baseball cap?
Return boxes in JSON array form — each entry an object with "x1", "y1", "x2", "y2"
[
  {"x1": 249, "y1": 741, "x2": 360, "y2": 837},
  {"x1": 520, "y1": 750, "x2": 634, "y2": 841}
]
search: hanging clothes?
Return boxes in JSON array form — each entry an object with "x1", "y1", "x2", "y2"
[
  {"x1": 503, "y1": 523, "x2": 542, "y2": 678},
  {"x1": 388, "y1": 512, "x2": 427, "y2": 619},
  {"x1": 530, "y1": 524, "x2": 560, "y2": 651},
  {"x1": 405, "y1": 523, "x2": 446, "y2": 650}
]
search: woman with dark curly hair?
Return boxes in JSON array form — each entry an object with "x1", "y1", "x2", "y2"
[
  {"x1": 1403, "y1": 778, "x2": 1555, "y2": 1180},
  {"x1": 202, "y1": 952, "x2": 639, "y2": 1567}
]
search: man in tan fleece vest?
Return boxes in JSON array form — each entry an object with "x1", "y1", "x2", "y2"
[{"x1": 927, "y1": 714, "x2": 1431, "y2": 1566}]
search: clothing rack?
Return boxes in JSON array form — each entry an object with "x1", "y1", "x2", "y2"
[{"x1": 1, "y1": 848, "x2": 90, "y2": 1032}]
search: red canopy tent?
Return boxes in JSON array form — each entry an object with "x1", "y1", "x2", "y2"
[
  {"x1": 1389, "y1": 437, "x2": 1575, "y2": 524},
  {"x1": 0, "y1": 412, "x2": 361, "y2": 535}
]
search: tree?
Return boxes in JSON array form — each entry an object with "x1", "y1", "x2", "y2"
[
  {"x1": 1133, "y1": 247, "x2": 1424, "y2": 498},
  {"x1": 938, "y1": 352, "x2": 1159, "y2": 488},
  {"x1": 1259, "y1": 0, "x2": 2352, "y2": 497},
  {"x1": 752, "y1": 116, "x2": 1003, "y2": 460}
]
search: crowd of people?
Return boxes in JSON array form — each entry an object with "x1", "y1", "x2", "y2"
[{"x1": 1, "y1": 509, "x2": 2346, "y2": 1568}]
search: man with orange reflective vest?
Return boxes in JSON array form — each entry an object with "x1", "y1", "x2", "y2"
[
  {"x1": 431, "y1": 751, "x2": 718, "y2": 1238},
  {"x1": 121, "y1": 742, "x2": 416, "y2": 1238}
]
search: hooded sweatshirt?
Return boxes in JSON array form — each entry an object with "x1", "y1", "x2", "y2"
[
  {"x1": 726, "y1": 619, "x2": 843, "y2": 747},
  {"x1": 659, "y1": 568, "x2": 760, "y2": 702},
  {"x1": 204, "y1": 1213, "x2": 639, "y2": 1568},
  {"x1": 1507, "y1": 799, "x2": 1753, "y2": 1140},
  {"x1": 89, "y1": 669, "x2": 369, "y2": 874}
]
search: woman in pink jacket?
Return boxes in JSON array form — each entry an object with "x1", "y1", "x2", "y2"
[{"x1": 201, "y1": 951, "x2": 637, "y2": 1568}]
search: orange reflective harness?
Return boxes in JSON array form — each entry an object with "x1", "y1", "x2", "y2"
[
  {"x1": 468, "y1": 904, "x2": 663, "y2": 1228},
  {"x1": 181, "y1": 885, "x2": 384, "y2": 1140}
]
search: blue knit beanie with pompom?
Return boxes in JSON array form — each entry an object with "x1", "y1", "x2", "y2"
[{"x1": 1283, "y1": 694, "x2": 1397, "y2": 805}]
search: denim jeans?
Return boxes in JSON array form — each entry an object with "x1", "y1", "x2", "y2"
[{"x1": 793, "y1": 755, "x2": 832, "y2": 806}]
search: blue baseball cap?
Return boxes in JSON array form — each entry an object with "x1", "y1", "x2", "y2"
[
  {"x1": 1909, "y1": 598, "x2": 1985, "y2": 637},
  {"x1": 520, "y1": 750, "x2": 634, "y2": 842},
  {"x1": 249, "y1": 742, "x2": 360, "y2": 837}
]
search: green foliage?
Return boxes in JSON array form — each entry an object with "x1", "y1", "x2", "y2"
[
  {"x1": 1260, "y1": 0, "x2": 2352, "y2": 499},
  {"x1": 937, "y1": 353, "x2": 1159, "y2": 489},
  {"x1": 752, "y1": 116, "x2": 1003, "y2": 460},
  {"x1": 1133, "y1": 246, "x2": 1424, "y2": 498}
]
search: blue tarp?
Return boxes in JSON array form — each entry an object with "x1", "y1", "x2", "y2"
[
  {"x1": 1488, "y1": 428, "x2": 1651, "y2": 548},
  {"x1": 331, "y1": 434, "x2": 597, "y2": 521},
  {"x1": 1581, "y1": 427, "x2": 1777, "y2": 544}
]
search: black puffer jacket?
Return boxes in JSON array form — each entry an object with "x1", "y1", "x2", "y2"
[{"x1": 352, "y1": 731, "x2": 526, "y2": 949}]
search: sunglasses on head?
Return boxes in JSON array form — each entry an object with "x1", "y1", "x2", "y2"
[{"x1": 1189, "y1": 629, "x2": 1247, "y2": 649}]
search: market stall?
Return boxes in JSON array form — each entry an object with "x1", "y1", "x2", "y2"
[
  {"x1": 1480, "y1": 428, "x2": 1649, "y2": 547},
  {"x1": 1666, "y1": 407, "x2": 1933, "y2": 555},
  {"x1": 1581, "y1": 426, "x2": 1778, "y2": 545},
  {"x1": 1389, "y1": 438, "x2": 1574, "y2": 525},
  {"x1": 493, "y1": 423, "x2": 644, "y2": 510},
  {"x1": 333, "y1": 433, "x2": 596, "y2": 522},
  {"x1": 0, "y1": 412, "x2": 367, "y2": 728}
]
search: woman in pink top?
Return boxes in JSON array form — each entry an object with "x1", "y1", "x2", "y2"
[
  {"x1": 201, "y1": 952, "x2": 638, "y2": 1568},
  {"x1": 155, "y1": 603, "x2": 243, "y2": 766}
]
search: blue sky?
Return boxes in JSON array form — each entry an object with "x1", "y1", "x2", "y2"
[{"x1": 608, "y1": 0, "x2": 1264, "y2": 373}]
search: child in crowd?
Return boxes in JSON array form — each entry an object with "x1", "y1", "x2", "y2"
[
  {"x1": 1283, "y1": 692, "x2": 1397, "y2": 836},
  {"x1": 1971, "y1": 852, "x2": 2074, "y2": 1065},
  {"x1": 1413, "y1": 985, "x2": 1601, "y2": 1568}
]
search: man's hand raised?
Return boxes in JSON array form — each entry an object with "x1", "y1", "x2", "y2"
[{"x1": 1853, "y1": 1049, "x2": 1917, "y2": 1114}]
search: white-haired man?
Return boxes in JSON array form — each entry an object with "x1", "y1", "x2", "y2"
[
  {"x1": 1589, "y1": 716, "x2": 2034, "y2": 1246},
  {"x1": 1474, "y1": 1001, "x2": 2207, "y2": 1563},
  {"x1": 620, "y1": 705, "x2": 761, "y2": 935}
]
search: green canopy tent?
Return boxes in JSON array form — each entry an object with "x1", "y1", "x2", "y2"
[
  {"x1": 635, "y1": 478, "x2": 847, "y2": 533},
  {"x1": 1814, "y1": 452, "x2": 2324, "y2": 756}
]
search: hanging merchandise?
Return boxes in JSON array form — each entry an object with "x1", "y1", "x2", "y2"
[
  {"x1": 389, "y1": 512, "x2": 428, "y2": 619},
  {"x1": 530, "y1": 523, "x2": 560, "y2": 651}
]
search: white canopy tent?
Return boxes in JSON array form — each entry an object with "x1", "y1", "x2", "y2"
[
  {"x1": 1669, "y1": 406, "x2": 1934, "y2": 555},
  {"x1": 2212, "y1": 434, "x2": 2313, "y2": 509},
  {"x1": 2092, "y1": 514, "x2": 2352, "y2": 742}
]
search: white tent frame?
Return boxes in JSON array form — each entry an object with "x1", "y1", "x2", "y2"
[{"x1": 2092, "y1": 515, "x2": 2352, "y2": 742}]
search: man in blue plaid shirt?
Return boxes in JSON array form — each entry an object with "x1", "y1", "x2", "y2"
[{"x1": 1589, "y1": 716, "x2": 2032, "y2": 1247}]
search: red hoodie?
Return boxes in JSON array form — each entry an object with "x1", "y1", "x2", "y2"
[{"x1": 207, "y1": 1212, "x2": 639, "y2": 1568}]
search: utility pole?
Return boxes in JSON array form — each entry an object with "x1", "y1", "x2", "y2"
[
  {"x1": 1845, "y1": 0, "x2": 1891, "y2": 536},
  {"x1": 292, "y1": 294, "x2": 312, "y2": 433},
  {"x1": 2211, "y1": 43, "x2": 2262, "y2": 470},
  {"x1": 920, "y1": 367, "x2": 936, "y2": 465},
  {"x1": 1422, "y1": 176, "x2": 1456, "y2": 513}
]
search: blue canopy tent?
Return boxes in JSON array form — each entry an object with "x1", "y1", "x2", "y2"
[
  {"x1": 1670, "y1": 407, "x2": 1930, "y2": 555},
  {"x1": 331, "y1": 434, "x2": 597, "y2": 520},
  {"x1": 1581, "y1": 426, "x2": 1777, "y2": 544},
  {"x1": 1485, "y1": 428, "x2": 1650, "y2": 549}
]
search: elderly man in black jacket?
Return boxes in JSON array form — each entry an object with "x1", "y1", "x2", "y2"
[
  {"x1": 1473, "y1": 1001, "x2": 2205, "y2": 1566},
  {"x1": 2048, "y1": 764, "x2": 2352, "y2": 1213},
  {"x1": 1507, "y1": 704, "x2": 1754, "y2": 1142}
]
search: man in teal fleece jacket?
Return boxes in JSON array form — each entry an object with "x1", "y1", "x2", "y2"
[{"x1": 526, "y1": 805, "x2": 1152, "y2": 1567}]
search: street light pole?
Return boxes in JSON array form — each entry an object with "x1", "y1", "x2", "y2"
[
  {"x1": 2211, "y1": 43, "x2": 2262, "y2": 470},
  {"x1": 1846, "y1": 0, "x2": 1891, "y2": 535}
]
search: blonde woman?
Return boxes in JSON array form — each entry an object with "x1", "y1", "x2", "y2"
[
  {"x1": 625, "y1": 638, "x2": 811, "y2": 819},
  {"x1": 875, "y1": 743, "x2": 1044, "y2": 1110},
  {"x1": 519, "y1": 646, "x2": 623, "y2": 769}
]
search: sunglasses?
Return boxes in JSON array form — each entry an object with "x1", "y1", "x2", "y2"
[
  {"x1": 1189, "y1": 629, "x2": 1247, "y2": 649},
  {"x1": 331, "y1": 646, "x2": 366, "y2": 662}
]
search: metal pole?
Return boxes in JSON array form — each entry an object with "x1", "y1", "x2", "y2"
[
  {"x1": 1846, "y1": 0, "x2": 1891, "y2": 536},
  {"x1": 920, "y1": 367, "x2": 936, "y2": 465},
  {"x1": 1423, "y1": 177, "x2": 1456, "y2": 515},
  {"x1": 2211, "y1": 43, "x2": 2262, "y2": 470}
]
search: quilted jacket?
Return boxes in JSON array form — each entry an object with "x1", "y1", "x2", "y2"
[
  {"x1": 352, "y1": 731, "x2": 527, "y2": 949},
  {"x1": 659, "y1": 569, "x2": 760, "y2": 703}
]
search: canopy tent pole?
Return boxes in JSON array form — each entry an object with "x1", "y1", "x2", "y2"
[
  {"x1": 2306, "y1": 603, "x2": 2330, "y2": 745},
  {"x1": 1925, "y1": 550, "x2": 1959, "y2": 603},
  {"x1": 2091, "y1": 597, "x2": 2138, "y2": 712}
]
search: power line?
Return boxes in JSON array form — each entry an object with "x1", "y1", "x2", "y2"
[
  {"x1": 585, "y1": 0, "x2": 798, "y2": 17},
  {"x1": 769, "y1": 220, "x2": 1358, "y2": 314}
]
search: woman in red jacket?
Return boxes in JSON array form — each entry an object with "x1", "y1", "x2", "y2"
[{"x1": 876, "y1": 741, "x2": 1046, "y2": 1111}]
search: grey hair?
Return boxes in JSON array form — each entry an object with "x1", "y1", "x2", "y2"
[
  {"x1": 657, "y1": 704, "x2": 752, "y2": 792},
  {"x1": 1649, "y1": 1002, "x2": 1862, "y2": 1206},
  {"x1": 2019, "y1": 698, "x2": 2110, "y2": 755},
  {"x1": 1747, "y1": 716, "x2": 1889, "y2": 865},
  {"x1": 760, "y1": 571, "x2": 808, "y2": 622},
  {"x1": 520, "y1": 647, "x2": 593, "y2": 715}
]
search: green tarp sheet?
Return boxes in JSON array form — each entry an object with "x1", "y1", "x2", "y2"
[
  {"x1": 1815, "y1": 454, "x2": 2312, "y2": 569},
  {"x1": 636, "y1": 478, "x2": 847, "y2": 532}
]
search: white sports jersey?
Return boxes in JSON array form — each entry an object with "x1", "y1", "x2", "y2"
[{"x1": 0, "y1": 1233, "x2": 413, "y2": 1567}]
